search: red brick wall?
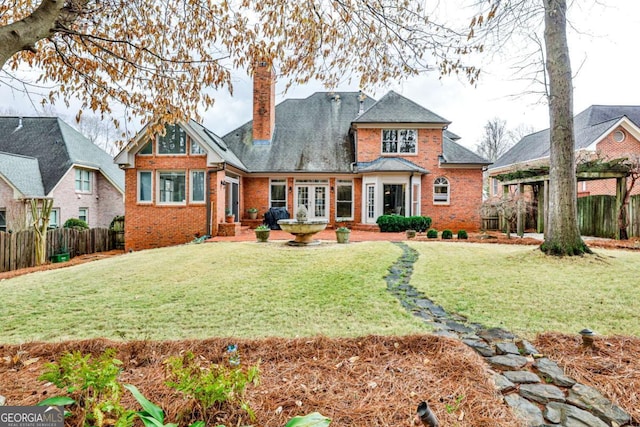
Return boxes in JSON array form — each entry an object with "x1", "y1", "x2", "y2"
[
  {"x1": 0, "y1": 179, "x2": 27, "y2": 231},
  {"x1": 124, "y1": 146, "x2": 210, "y2": 251},
  {"x1": 242, "y1": 177, "x2": 270, "y2": 219},
  {"x1": 252, "y1": 62, "x2": 275, "y2": 142},
  {"x1": 357, "y1": 127, "x2": 483, "y2": 231}
]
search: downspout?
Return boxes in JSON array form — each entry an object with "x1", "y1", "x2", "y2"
[{"x1": 409, "y1": 174, "x2": 413, "y2": 216}]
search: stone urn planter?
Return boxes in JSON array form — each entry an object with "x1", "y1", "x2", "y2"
[
  {"x1": 247, "y1": 208, "x2": 258, "y2": 220},
  {"x1": 406, "y1": 229, "x2": 417, "y2": 239},
  {"x1": 254, "y1": 225, "x2": 270, "y2": 242},
  {"x1": 335, "y1": 227, "x2": 351, "y2": 244}
]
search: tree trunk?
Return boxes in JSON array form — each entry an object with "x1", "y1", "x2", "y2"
[
  {"x1": 30, "y1": 198, "x2": 53, "y2": 265},
  {"x1": 540, "y1": 0, "x2": 590, "y2": 256}
]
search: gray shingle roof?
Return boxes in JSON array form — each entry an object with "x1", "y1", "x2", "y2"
[
  {"x1": 188, "y1": 120, "x2": 248, "y2": 170},
  {"x1": 491, "y1": 105, "x2": 640, "y2": 170},
  {"x1": 354, "y1": 90, "x2": 451, "y2": 124},
  {"x1": 442, "y1": 136, "x2": 491, "y2": 165},
  {"x1": 223, "y1": 92, "x2": 377, "y2": 172},
  {"x1": 0, "y1": 151, "x2": 45, "y2": 197},
  {"x1": 0, "y1": 117, "x2": 124, "y2": 193},
  {"x1": 356, "y1": 157, "x2": 429, "y2": 174}
]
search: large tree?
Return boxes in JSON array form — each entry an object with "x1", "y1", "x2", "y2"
[
  {"x1": 472, "y1": 0, "x2": 589, "y2": 255},
  {"x1": 0, "y1": 0, "x2": 481, "y2": 136}
]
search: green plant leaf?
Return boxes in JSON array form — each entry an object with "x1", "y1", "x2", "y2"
[
  {"x1": 124, "y1": 384, "x2": 164, "y2": 423},
  {"x1": 285, "y1": 412, "x2": 331, "y2": 427},
  {"x1": 189, "y1": 422, "x2": 206, "y2": 427},
  {"x1": 37, "y1": 396, "x2": 76, "y2": 406},
  {"x1": 136, "y1": 413, "x2": 166, "y2": 427}
]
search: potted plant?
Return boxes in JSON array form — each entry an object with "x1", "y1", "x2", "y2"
[
  {"x1": 247, "y1": 207, "x2": 258, "y2": 220},
  {"x1": 406, "y1": 229, "x2": 417, "y2": 239},
  {"x1": 225, "y1": 208, "x2": 235, "y2": 223},
  {"x1": 335, "y1": 226, "x2": 351, "y2": 244},
  {"x1": 255, "y1": 224, "x2": 270, "y2": 242}
]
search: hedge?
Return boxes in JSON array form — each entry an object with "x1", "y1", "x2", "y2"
[{"x1": 376, "y1": 215, "x2": 432, "y2": 232}]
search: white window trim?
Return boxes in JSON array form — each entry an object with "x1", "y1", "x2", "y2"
[
  {"x1": 157, "y1": 170, "x2": 187, "y2": 205},
  {"x1": 269, "y1": 179, "x2": 288, "y2": 208},
  {"x1": 335, "y1": 179, "x2": 354, "y2": 220},
  {"x1": 433, "y1": 177, "x2": 450, "y2": 205},
  {"x1": 381, "y1": 129, "x2": 418, "y2": 156},
  {"x1": 190, "y1": 170, "x2": 206, "y2": 203},
  {"x1": 49, "y1": 208, "x2": 60, "y2": 228},
  {"x1": 75, "y1": 169, "x2": 92, "y2": 193},
  {"x1": 137, "y1": 171, "x2": 153, "y2": 203},
  {"x1": 79, "y1": 207, "x2": 89, "y2": 224}
]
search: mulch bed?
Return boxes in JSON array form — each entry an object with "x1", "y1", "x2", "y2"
[
  {"x1": 534, "y1": 333, "x2": 640, "y2": 424},
  {"x1": 1, "y1": 335, "x2": 520, "y2": 426}
]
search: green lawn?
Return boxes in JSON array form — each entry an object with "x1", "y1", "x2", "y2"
[
  {"x1": 0, "y1": 242, "x2": 427, "y2": 343},
  {"x1": 408, "y1": 241, "x2": 640, "y2": 338},
  {"x1": 2, "y1": 240, "x2": 639, "y2": 344}
]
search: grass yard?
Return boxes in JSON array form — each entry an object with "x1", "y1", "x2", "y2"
[
  {"x1": 0, "y1": 241, "x2": 427, "y2": 343},
  {"x1": 409, "y1": 241, "x2": 640, "y2": 337}
]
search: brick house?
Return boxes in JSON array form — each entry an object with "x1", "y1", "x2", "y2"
[
  {"x1": 116, "y1": 64, "x2": 489, "y2": 251},
  {"x1": 488, "y1": 105, "x2": 640, "y2": 198},
  {"x1": 0, "y1": 117, "x2": 124, "y2": 232}
]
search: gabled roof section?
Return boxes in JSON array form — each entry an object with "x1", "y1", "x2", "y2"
[
  {"x1": 441, "y1": 136, "x2": 491, "y2": 165},
  {"x1": 0, "y1": 116, "x2": 123, "y2": 194},
  {"x1": 223, "y1": 92, "x2": 377, "y2": 172},
  {"x1": 353, "y1": 91, "x2": 451, "y2": 125},
  {"x1": 356, "y1": 157, "x2": 429, "y2": 174},
  {"x1": 186, "y1": 120, "x2": 248, "y2": 171},
  {"x1": 0, "y1": 151, "x2": 45, "y2": 197},
  {"x1": 491, "y1": 105, "x2": 640, "y2": 170}
]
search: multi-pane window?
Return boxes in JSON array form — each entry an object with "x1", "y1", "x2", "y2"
[
  {"x1": 336, "y1": 180, "x2": 353, "y2": 219},
  {"x1": 191, "y1": 171, "x2": 205, "y2": 202},
  {"x1": 270, "y1": 179, "x2": 287, "y2": 208},
  {"x1": 158, "y1": 124, "x2": 187, "y2": 154},
  {"x1": 49, "y1": 209, "x2": 59, "y2": 228},
  {"x1": 159, "y1": 171, "x2": 186, "y2": 203},
  {"x1": 382, "y1": 129, "x2": 417, "y2": 154},
  {"x1": 367, "y1": 185, "x2": 375, "y2": 219},
  {"x1": 191, "y1": 141, "x2": 206, "y2": 155},
  {"x1": 433, "y1": 177, "x2": 450, "y2": 204},
  {"x1": 0, "y1": 209, "x2": 6, "y2": 232},
  {"x1": 75, "y1": 169, "x2": 91, "y2": 192},
  {"x1": 79, "y1": 208, "x2": 88, "y2": 224},
  {"x1": 138, "y1": 171, "x2": 152, "y2": 202},
  {"x1": 139, "y1": 141, "x2": 153, "y2": 155}
]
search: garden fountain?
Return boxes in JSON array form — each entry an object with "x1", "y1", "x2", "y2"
[{"x1": 278, "y1": 206, "x2": 329, "y2": 246}]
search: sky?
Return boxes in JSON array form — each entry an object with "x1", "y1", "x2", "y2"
[{"x1": 1, "y1": 1, "x2": 640, "y2": 152}]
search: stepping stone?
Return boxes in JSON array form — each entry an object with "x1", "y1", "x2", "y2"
[
  {"x1": 504, "y1": 394, "x2": 545, "y2": 426},
  {"x1": 496, "y1": 341, "x2": 520, "y2": 355},
  {"x1": 487, "y1": 354, "x2": 528, "y2": 369},
  {"x1": 492, "y1": 373, "x2": 516, "y2": 392},
  {"x1": 519, "y1": 383, "x2": 565, "y2": 404},
  {"x1": 545, "y1": 402, "x2": 609, "y2": 427},
  {"x1": 503, "y1": 370, "x2": 541, "y2": 384},
  {"x1": 463, "y1": 339, "x2": 496, "y2": 357},
  {"x1": 567, "y1": 383, "x2": 631, "y2": 426},
  {"x1": 535, "y1": 358, "x2": 576, "y2": 387}
]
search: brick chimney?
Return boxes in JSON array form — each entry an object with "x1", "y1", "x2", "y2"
[{"x1": 252, "y1": 61, "x2": 275, "y2": 144}]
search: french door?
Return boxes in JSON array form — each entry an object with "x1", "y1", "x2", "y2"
[{"x1": 295, "y1": 182, "x2": 328, "y2": 219}]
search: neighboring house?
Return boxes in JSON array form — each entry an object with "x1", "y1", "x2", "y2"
[
  {"x1": 0, "y1": 117, "x2": 124, "y2": 232},
  {"x1": 116, "y1": 63, "x2": 489, "y2": 251},
  {"x1": 488, "y1": 105, "x2": 640, "y2": 198}
]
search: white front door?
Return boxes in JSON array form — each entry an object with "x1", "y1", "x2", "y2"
[{"x1": 295, "y1": 184, "x2": 328, "y2": 219}]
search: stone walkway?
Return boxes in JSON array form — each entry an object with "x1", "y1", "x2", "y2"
[{"x1": 386, "y1": 242, "x2": 633, "y2": 427}]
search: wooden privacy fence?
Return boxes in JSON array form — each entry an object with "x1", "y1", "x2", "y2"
[
  {"x1": 0, "y1": 227, "x2": 116, "y2": 273},
  {"x1": 577, "y1": 194, "x2": 640, "y2": 238}
]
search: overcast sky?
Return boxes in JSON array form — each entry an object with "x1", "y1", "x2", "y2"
[{"x1": 2, "y1": 1, "x2": 639, "y2": 151}]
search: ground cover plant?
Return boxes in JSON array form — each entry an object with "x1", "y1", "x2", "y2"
[{"x1": 408, "y1": 241, "x2": 640, "y2": 337}]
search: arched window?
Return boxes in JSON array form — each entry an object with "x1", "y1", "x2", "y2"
[{"x1": 433, "y1": 177, "x2": 449, "y2": 204}]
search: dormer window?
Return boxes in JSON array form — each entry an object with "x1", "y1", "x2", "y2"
[
  {"x1": 158, "y1": 124, "x2": 187, "y2": 155},
  {"x1": 382, "y1": 129, "x2": 417, "y2": 154}
]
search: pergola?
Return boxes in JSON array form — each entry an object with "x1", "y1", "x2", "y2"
[{"x1": 494, "y1": 159, "x2": 632, "y2": 239}]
